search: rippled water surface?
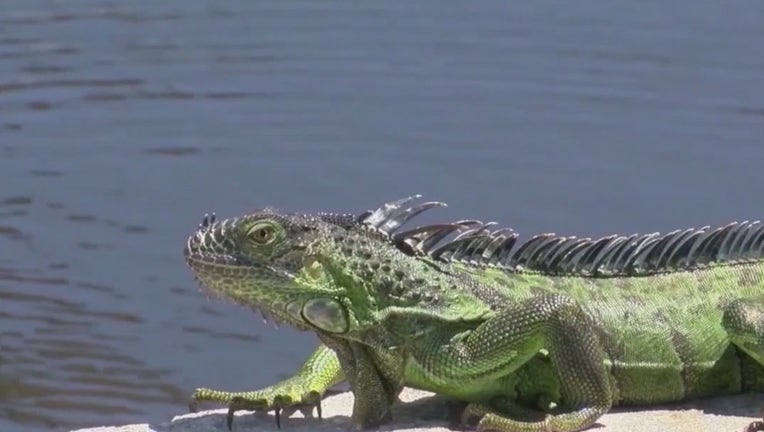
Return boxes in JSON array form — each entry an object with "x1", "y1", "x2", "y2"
[{"x1": 1, "y1": 1, "x2": 763, "y2": 431}]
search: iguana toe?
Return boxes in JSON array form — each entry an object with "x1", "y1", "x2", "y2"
[{"x1": 745, "y1": 419, "x2": 764, "y2": 432}]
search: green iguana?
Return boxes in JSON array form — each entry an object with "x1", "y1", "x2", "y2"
[{"x1": 183, "y1": 195, "x2": 764, "y2": 432}]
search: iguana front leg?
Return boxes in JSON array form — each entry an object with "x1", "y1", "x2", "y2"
[
  {"x1": 317, "y1": 334, "x2": 403, "y2": 429},
  {"x1": 418, "y1": 293, "x2": 612, "y2": 432},
  {"x1": 189, "y1": 343, "x2": 343, "y2": 429}
]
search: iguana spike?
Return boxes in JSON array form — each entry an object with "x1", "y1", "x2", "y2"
[
  {"x1": 429, "y1": 225, "x2": 492, "y2": 261},
  {"x1": 379, "y1": 201, "x2": 448, "y2": 235},
  {"x1": 716, "y1": 224, "x2": 739, "y2": 260},
  {"x1": 464, "y1": 231, "x2": 500, "y2": 263},
  {"x1": 604, "y1": 234, "x2": 639, "y2": 271},
  {"x1": 481, "y1": 228, "x2": 515, "y2": 263},
  {"x1": 548, "y1": 237, "x2": 590, "y2": 272},
  {"x1": 640, "y1": 229, "x2": 680, "y2": 270},
  {"x1": 742, "y1": 225, "x2": 758, "y2": 258},
  {"x1": 357, "y1": 194, "x2": 422, "y2": 229},
  {"x1": 747, "y1": 223, "x2": 763, "y2": 255},
  {"x1": 456, "y1": 223, "x2": 499, "y2": 263},
  {"x1": 590, "y1": 236, "x2": 629, "y2": 276},
  {"x1": 577, "y1": 235, "x2": 619, "y2": 274},
  {"x1": 392, "y1": 223, "x2": 464, "y2": 256},
  {"x1": 355, "y1": 196, "x2": 764, "y2": 277},
  {"x1": 492, "y1": 232, "x2": 520, "y2": 265},
  {"x1": 702, "y1": 223, "x2": 737, "y2": 262},
  {"x1": 752, "y1": 223, "x2": 764, "y2": 253},
  {"x1": 670, "y1": 227, "x2": 709, "y2": 267},
  {"x1": 659, "y1": 228, "x2": 697, "y2": 268},
  {"x1": 740, "y1": 221, "x2": 763, "y2": 258},
  {"x1": 317, "y1": 212, "x2": 357, "y2": 228},
  {"x1": 420, "y1": 223, "x2": 477, "y2": 254},
  {"x1": 731, "y1": 221, "x2": 758, "y2": 259},
  {"x1": 525, "y1": 236, "x2": 569, "y2": 271},
  {"x1": 509, "y1": 234, "x2": 557, "y2": 269},
  {"x1": 627, "y1": 234, "x2": 662, "y2": 273}
]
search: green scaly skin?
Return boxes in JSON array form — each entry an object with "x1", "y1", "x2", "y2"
[{"x1": 184, "y1": 197, "x2": 764, "y2": 432}]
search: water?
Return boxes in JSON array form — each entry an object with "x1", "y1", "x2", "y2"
[{"x1": 1, "y1": 1, "x2": 763, "y2": 430}]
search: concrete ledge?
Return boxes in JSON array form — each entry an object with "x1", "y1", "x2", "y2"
[{"x1": 72, "y1": 387, "x2": 763, "y2": 432}]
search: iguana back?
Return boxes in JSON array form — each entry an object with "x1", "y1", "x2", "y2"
[{"x1": 375, "y1": 198, "x2": 764, "y2": 405}]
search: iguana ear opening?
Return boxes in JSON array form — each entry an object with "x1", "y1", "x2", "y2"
[{"x1": 301, "y1": 298, "x2": 348, "y2": 333}]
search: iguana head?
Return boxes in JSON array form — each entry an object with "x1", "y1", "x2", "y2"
[
  {"x1": 184, "y1": 207, "x2": 348, "y2": 332},
  {"x1": 184, "y1": 196, "x2": 457, "y2": 335}
]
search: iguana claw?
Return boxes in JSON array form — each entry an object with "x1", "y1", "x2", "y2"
[
  {"x1": 226, "y1": 403, "x2": 235, "y2": 431},
  {"x1": 225, "y1": 396, "x2": 283, "y2": 430},
  {"x1": 220, "y1": 394, "x2": 324, "y2": 430},
  {"x1": 745, "y1": 419, "x2": 764, "y2": 432},
  {"x1": 275, "y1": 406, "x2": 282, "y2": 429}
]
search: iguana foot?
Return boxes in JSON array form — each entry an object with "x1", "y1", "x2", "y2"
[
  {"x1": 745, "y1": 420, "x2": 764, "y2": 432},
  {"x1": 188, "y1": 345, "x2": 342, "y2": 429},
  {"x1": 226, "y1": 393, "x2": 322, "y2": 430},
  {"x1": 460, "y1": 401, "x2": 607, "y2": 432},
  {"x1": 461, "y1": 402, "x2": 551, "y2": 432},
  {"x1": 189, "y1": 381, "x2": 324, "y2": 430}
]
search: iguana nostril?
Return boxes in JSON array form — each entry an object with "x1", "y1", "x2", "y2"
[{"x1": 198, "y1": 212, "x2": 217, "y2": 230}]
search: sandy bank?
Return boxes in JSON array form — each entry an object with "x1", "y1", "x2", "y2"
[{"x1": 72, "y1": 387, "x2": 762, "y2": 432}]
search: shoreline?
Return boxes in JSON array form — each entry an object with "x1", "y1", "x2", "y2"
[{"x1": 72, "y1": 387, "x2": 762, "y2": 432}]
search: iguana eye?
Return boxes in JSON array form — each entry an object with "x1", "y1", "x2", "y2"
[{"x1": 248, "y1": 223, "x2": 277, "y2": 245}]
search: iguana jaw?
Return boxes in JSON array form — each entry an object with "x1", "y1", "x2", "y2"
[{"x1": 184, "y1": 211, "x2": 352, "y2": 333}]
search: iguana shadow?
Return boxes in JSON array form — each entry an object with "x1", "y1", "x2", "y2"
[
  {"x1": 607, "y1": 392, "x2": 764, "y2": 418},
  {"x1": 146, "y1": 392, "x2": 762, "y2": 432}
]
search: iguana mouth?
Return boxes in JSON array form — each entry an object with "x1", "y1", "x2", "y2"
[
  {"x1": 184, "y1": 249, "x2": 255, "y2": 268},
  {"x1": 184, "y1": 254, "x2": 306, "y2": 330}
]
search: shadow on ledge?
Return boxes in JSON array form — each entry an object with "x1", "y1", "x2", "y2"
[{"x1": 72, "y1": 388, "x2": 763, "y2": 432}]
